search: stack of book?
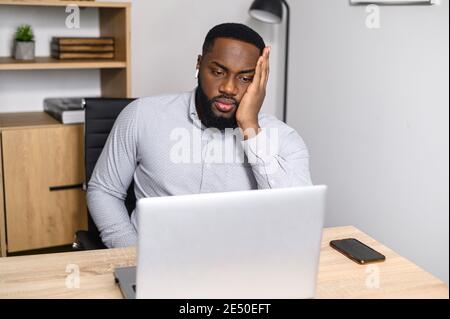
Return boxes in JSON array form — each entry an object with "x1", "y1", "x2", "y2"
[
  {"x1": 51, "y1": 37, "x2": 115, "y2": 59},
  {"x1": 44, "y1": 97, "x2": 86, "y2": 124}
]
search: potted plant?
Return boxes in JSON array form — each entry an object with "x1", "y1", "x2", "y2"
[{"x1": 14, "y1": 24, "x2": 35, "y2": 60}]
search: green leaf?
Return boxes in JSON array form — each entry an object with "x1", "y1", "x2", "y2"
[{"x1": 15, "y1": 24, "x2": 34, "y2": 42}]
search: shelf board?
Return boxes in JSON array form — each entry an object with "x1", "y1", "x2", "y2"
[
  {"x1": 0, "y1": 57, "x2": 127, "y2": 70},
  {"x1": 0, "y1": 0, "x2": 130, "y2": 8},
  {"x1": 0, "y1": 112, "x2": 62, "y2": 130}
]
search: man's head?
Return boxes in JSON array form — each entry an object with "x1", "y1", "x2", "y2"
[{"x1": 196, "y1": 23, "x2": 266, "y2": 130}]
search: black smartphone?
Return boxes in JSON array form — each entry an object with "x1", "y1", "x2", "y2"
[{"x1": 330, "y1": 238, "x2": 386, "y2": 265}]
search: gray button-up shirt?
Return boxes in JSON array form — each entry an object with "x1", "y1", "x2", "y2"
[{"x1": 87, "y1": 89, "x2": 312, "y2": 248}]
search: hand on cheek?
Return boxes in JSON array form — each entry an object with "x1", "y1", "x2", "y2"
[{"x1": 236, "y1": 46, "x2": 270, "y2": 139}]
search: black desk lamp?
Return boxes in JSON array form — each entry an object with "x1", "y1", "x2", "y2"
[{"x1": 249, "y1": 0, "x2": 290, "y2": 123}]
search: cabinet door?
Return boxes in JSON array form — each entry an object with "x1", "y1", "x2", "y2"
[{"x1": 2, "y1": 125, "x2": 87, "y2": 252}]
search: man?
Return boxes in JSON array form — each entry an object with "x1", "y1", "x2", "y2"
[{"x1": 87, "y1": 23, "x2": 312, "y2": 248}]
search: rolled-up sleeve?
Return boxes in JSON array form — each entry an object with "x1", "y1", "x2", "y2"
[{"x1": 242, "y1": 124, "x2": 313, "y2": 189}]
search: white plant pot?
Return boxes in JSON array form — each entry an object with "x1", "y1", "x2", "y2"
[{"x1": 14, "y1": 41, "x2": 35, "y2": 60}]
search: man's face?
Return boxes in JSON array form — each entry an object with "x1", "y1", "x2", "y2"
[{"x1": 196, "y1": 38, "x2": 261, "y2": 130}]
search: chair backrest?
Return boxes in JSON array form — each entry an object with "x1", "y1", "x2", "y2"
[{"x1": 84, "y1": 98, "x2": 137, "y2": 236}]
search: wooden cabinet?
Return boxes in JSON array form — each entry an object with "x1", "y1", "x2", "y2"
[{"x1": 0, "y1": 113, "x2": 87, "y2": 255}]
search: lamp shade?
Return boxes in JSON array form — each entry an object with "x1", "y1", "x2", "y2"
[{"x1": 249, "y1": 0, "x2": 283, "y2": 24}]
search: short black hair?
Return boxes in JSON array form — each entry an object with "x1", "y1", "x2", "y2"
[{"x1": 202, "y1": 23, "x2": 266, "y2": 56}]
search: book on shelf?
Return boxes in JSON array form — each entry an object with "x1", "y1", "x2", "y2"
[
  {"x1": 51, "y1": 51, "x2": 115, "y2": 59},
  {"x1": 51, "y1": 37, "x2": 115, "y2": 59},
  {"x1": 51, "y1": 43, "x2": 115, "y2": 52},
  {"x1": 52, "y1": 37, "x2": 115, "y2": 46},
  {"x1": 43, "y1": 97, "x2": 87, "y2": 124}
]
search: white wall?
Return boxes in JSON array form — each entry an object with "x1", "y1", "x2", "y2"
[{"x1": 288, "y1": 0, "x2": 449, "y2": 284}]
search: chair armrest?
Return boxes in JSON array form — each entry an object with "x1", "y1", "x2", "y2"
[{"x1": 73, "y1": 230, "x2": 107, "y2": 250}]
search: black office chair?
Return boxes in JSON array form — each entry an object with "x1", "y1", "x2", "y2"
[{"x1": 73, "y1": 98, "x2": 137, "y2": 250}]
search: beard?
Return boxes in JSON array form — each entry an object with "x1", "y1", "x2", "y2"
[{"x1": 195, "y1": 77, "x2": 239, "y2": 131}]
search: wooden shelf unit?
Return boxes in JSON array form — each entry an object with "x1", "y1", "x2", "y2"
[
  {"x1": 0, "y1": 1, "x2": 132, "y2": 256},
  {"x1": 0, "y1": 0, "x2": 131, "y2": 97}
]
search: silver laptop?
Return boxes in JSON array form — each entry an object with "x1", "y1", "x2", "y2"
[{"x1": 114, "y1": 185, "x2": 327, "y2": 299}]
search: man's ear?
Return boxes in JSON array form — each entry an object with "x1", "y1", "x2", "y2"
[{"x1": 196, "y1": 55, "x2": 202, "y2": 69}]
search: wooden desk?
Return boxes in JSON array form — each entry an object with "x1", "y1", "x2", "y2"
[{"x1": 0, "y1": 226, "x2": 448, "y2": 299}]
